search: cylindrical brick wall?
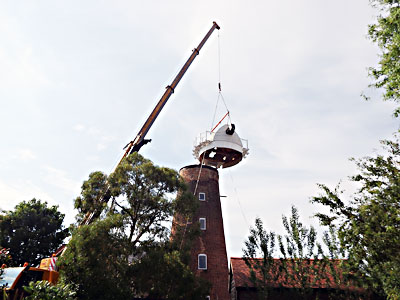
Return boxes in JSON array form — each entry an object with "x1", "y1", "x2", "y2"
[{"x1": 178, "y1": 164, "x2": 230, "y2": 300}]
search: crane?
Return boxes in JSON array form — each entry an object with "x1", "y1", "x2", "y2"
[{"x1": 80, "y1": 21, "x2": 220, "y2": 226}]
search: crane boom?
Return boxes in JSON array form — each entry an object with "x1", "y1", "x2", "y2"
[
  {"x1": 80, "y1": 22, "x2": 220, "y2": 226},
  {"x1": 120, "y1": 21, "x2": 220, "y2": 162}
]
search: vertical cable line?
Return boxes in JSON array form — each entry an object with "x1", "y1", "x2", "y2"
[
  {"x1": 194, "y1": 154, "x2": 206, "y2": 196},
  {"x1": 211, "y1": 94, "x2": 221, "y2": 131},
  {"x1": 228, "y1": 169, "x2": 249, "y2": 228},
  {"x1": 179, "y1": 155, "x2": 206, "y2": 250},
  {"x1": 211, "y1": 31, "x2": 231, "y2": 131},
  {"x1": 218, "y1": 30, "x2": 221, "y2": 90}
]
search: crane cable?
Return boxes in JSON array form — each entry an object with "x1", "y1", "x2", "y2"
[
  {"x1": 179, "y1": 30, "x2": 227, "y2": 250},
  {"x1": 210, "y1": 31, "x2": 231, "y2": 131},
  {"x1": 228, "y1": 169, "x2": 250, "y2": 228},
  {"x1": 179, "y1": 155, "x2": 205, "y2": 250}
]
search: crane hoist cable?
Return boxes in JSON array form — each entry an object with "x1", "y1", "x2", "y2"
[
  {"x1": 210, "y1": 31, "x2": 232, "y2": 132},
  {"x1": 210, "y1": 93, "x2": 231, "y2": 131}
]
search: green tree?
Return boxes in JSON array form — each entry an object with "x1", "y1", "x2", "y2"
[
  {"x1": 59, "y1": 216, "x2": 132, "y2": 299},
  {"x1": 277, "y1": 206, "x2": 327, "y2": 297},
  {"x1": 312, "y1": 137, "x2": 400, "y2": 299},
  {"x1": 132, "y1": 247, "x2": 210, "y2": 299},
  {"x1": 243, "y1": 207, "x2": 331, "y2": 299},
  {"x1": 60, "y1": 153, "x2": 208, "y2": 299},
  {"x1": 367, "y1": 0, "x2": 400, "y2": 116},
  {"x1": 23, "y1": 281, "x2": 77, "y2": 300},
  {"x1": 0, "y1": 199, "x2": 68, "y2": 266},
  {"x1": 74, "y1": 171, "x2": 108, "y2": 222},
  {"x1": 243, "y1": 217, "x2": 278, "y2": 299}
]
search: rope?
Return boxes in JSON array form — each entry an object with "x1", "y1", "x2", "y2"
[
  {"x1": 219, "y1": 92, "x2": 231, "y2": 123},
  {"x1": 210, "y1": 92, "x2": 231, "y2": 131},
  {"x1": 218, "y1": 30, "x2": 221, "y2": 91},
  {"x1": 210, "y1": 32, "x2": 232, "y2": 131},
  {"x1": 179, "y1": 155, "x2": 206, "y2": 250},
  {"x1": 194, "y1": 155, "x2": 205, "y2": 195},
  {"x1": 210, "y1": 93, "x2": 221, "y2": 131},
  {"x1": 228, "y1": 169, "x2": 249, "y2": 227}
]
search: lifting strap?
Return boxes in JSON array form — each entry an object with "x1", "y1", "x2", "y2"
[{"x1": 211, "y1": 111, "x2": 229, "y2": 132}]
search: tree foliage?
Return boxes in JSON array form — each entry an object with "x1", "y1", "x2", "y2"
[
  {"x1": 243, "y1": 217, "x2": 277, "y2": 299},
  {"x1": 74, "y1": 171, "x2": 108, "y2": 221},
  {"x1": 131, "y1": 247, "x2": 210, "y2": 299},
  {"x1": 368, "y1": 0, "x2": 400, "y2": 115},
  {"x1": 60, "y1": 153, "x2": 208, "y2": 299},
  {"x1": 0, "y1": 199, "x2": 68, "y2": 266},
  {"x1": 23, "y1": 281, "x2": 77, "y2": 300},
  {"x1": 59, "y1": 216, "x2": 133, "y2": 299},
  {"x1": 312, "y1": 137, "x2": 400, "y2": 299},
  {"x1": 243, "y1": 207, "x2": 334, "y2": 299},
  {"x1": 277, "y1": 206, "x2": 327, "y2": 295},
  {"x1": 0, "y1": 248, "x2": 12, "y2": 267},
  {"x1": 242, "y1": 206, "x2": 367, "y2": 299}
]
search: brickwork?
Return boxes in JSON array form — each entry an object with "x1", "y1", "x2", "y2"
[{"x1": 178, "y1": 164, "x2": 230, "y2": 300}]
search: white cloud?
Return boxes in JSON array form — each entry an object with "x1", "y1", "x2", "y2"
[
  {"x1": 86, "y1": 155, "x2": 100, "y2": 161},
  {"x1": 72, "y1": 124, "x2": 116, "y2": 151},
  {"x1": 0, "y1": 179, "x2": 54, "y2": 211},
  {"x1": 42, "y1": 165, "x2": 80, "y2": 194},
  {"x1": 87, "y1": 127, "x2": 101, "y2": 136},
  {"x1": 97, "y1": 143, "x2": 106, "y2": 151},
  {"x1": 0, "y1": 38, "x2": 50, "y2": 91},
  {"x1": 12, "y1": 148, "x2": 36, "y2": 161},
  {"x1": 73, "y1": 124, "x2": 85, "y2": 131}
]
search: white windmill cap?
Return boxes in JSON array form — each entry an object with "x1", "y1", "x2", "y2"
[{"x1": 193, "y1": 124, "x2": 249, "y2": 168}]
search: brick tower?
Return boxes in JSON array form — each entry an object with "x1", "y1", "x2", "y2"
[
  {"x1": 179, "y1": 164, "x2": 230, "y2": 300},
  {"x1": 173, "y1": 124, "x2": 248, "y2": 300}
]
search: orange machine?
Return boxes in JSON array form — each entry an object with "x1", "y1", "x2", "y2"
[{"x1": 1, "y1": 265, "x2": 59, "y2": 299}]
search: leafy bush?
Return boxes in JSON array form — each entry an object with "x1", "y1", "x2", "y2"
[{"x1": 23, "y1": 281, "x2": 76, "y2": 300}]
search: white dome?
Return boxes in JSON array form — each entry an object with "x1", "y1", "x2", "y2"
[
  {"x1": 193, "y1": 124, "x2": 249, "y2": 168},
  {"x1": 203, "y1": 124, "x2": 243, "y2": 153}
]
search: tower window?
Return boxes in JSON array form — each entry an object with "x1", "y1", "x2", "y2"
[
  {"x1": 199, "y1": 192, "x2": 206, "y2": 201},
  {"x1": 199, "y1": 218, "x2": 206, "y2": 230},
  {"x1": 198, "y1": 254, "x2": 207, "y2": 270}
]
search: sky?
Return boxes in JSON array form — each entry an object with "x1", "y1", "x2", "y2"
[{"x1": 0, "y1": 1, "x2": 399, "y2": 258}]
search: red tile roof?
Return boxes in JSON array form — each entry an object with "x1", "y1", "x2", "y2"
[{"x1": 230, "y1": 257, "x2": 356, "y2": 290}]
